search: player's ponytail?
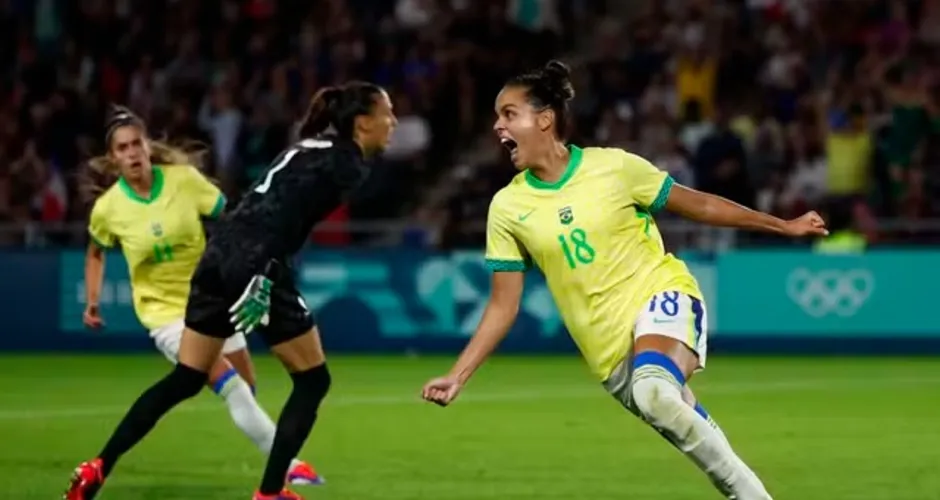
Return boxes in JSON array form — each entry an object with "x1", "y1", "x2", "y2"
[
  {"x1": 298, "y1": 86, "x2": 344, "y2": 139},
  {"x1": 297, "y1": 82, "x2": 384, "y2": 140},
  {"x1": 506, "y1": 59, "x2": 576, "y2": 139}
]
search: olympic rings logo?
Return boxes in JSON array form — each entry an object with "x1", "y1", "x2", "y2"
[{"x1": 785, "y1": 268, "x2": 875, "y2": 318}]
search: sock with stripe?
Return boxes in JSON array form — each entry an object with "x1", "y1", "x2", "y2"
[
  {"x1": 212, "y1": 369, "x2": 304, "y2": 471},
  {"x1": 630, "y1": 352, "x2": 772, "y2": 500},
  {"x1": 692, "y1": 401, "x2": 767, "y2": 494}
]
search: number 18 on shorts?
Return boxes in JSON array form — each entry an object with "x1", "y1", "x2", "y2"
[{"x1": 634, "y1": 291, "x2": 708, "y2": 369}]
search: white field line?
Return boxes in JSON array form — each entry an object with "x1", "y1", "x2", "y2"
[{"x1": 0, "y1": 376, "x2": 938, "y2": 422}]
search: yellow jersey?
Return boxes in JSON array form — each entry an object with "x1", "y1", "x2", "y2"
[
  {"x1": 485, "y1": 146, "x2": 701, "y2": 381},
  {"x1": 88, "y1": 165, "x2": 225, "y2": 330}
]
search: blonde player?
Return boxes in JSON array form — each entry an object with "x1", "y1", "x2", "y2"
[
  {"x1": 77, "y1": 106, "x2": 321, "y2": 489},
  {"x1": 421, "y1": 61, "x2": 828, "y2": 500}
]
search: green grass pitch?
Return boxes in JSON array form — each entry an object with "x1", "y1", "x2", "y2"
[{"x1": 0, "y1": 354, "x2": 937, "y2": 499}]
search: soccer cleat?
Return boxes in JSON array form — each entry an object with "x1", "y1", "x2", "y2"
[
  {"x1": 287, "y1": 461, "x2": 324, "y2": 485},
  {"x1": 252, "y1": 488, "x2": 304, "y2": 500},
  {"x1": 64, "y1": 458, "x2": 104, "y2": 500}
]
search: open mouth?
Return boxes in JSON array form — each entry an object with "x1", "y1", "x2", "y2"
[{"x1": 500, "y1": 138, "x2": 519, "y2": 157}]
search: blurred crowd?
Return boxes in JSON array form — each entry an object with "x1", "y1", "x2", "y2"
[
  {"x1": 2, "y1": 0, "x2": 940, "y2": 249},
  {"x1": 447, "y1": 0, "x2": 940, "y2": 248}
]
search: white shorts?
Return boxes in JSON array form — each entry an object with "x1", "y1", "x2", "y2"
[
  {"x1": 150, "y1": 319, "x2": 248, "y2": 364},
  {"x1": 634, "y1": 290, "x2": 708, "y2": 370},
  {"x1": 603, "y1": 291, "x2": 708, "y2": 409}
]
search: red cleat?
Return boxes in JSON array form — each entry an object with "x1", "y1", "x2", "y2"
[
  {"x1": 64, "y1": 459, "x2": 104, "y2": 500},
  {"x1": 252, "y1": 488, "x2": 304, "y2": 500}
]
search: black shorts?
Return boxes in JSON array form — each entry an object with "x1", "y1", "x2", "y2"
[{"x1": 185, "y1": 254, "x2": 315, "y2": 347}]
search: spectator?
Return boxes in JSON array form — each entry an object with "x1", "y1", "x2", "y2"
[
  {"x1": 199, "y1": 84, "x2": 243, "y2": 188},
  {"x1": 822, "y1": 96, "x2": 872, "y2": 200},
  {"x1": 694, "y1": 105, "x2": 752, "y2": 208}
]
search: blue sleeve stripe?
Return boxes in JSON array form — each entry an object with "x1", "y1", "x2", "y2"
[
  {"x1": 209, "y1": 194, "x2": 226, "y2": 218},
  {"x1": 648, "y1": 175, "x2": 674, "y2": 213},
  {"x1": 485, "y1": 258, "x2": 529, "y2": 272}
]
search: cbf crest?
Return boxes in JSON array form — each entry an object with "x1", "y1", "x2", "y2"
[
  {"x1": 558, "y1": 206, "x2": 574, "y2": 225},
  {"x1": 151, "y1": 222, "x2": 163, "y2": 237}
]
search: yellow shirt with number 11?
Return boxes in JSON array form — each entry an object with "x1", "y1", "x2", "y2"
[
  {"x1": 87, "y1": 165, "x2": 225, "y2": 330},
  {"x1": 485, "y1": 146, "x2": 701, "y2": 381}
]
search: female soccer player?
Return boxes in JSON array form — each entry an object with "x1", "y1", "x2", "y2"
[
  {"x1": 421, "y1": 61, "x2": 827, "y2": 500},
  {"x1": 66, "y1": 107, "x2": 321, "y2": 500},
  {"x1": 67, "y1": 83, "x2": 397, "y2": 500}
]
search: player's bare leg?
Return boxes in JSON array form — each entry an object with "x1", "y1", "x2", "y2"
[
  {"x1": 253, "y1": 327, "x2": 330, "y2": 499},
  {"x1": 631, "y1": 335, "x2": 772, "y2": 500},
  {"x1": 270, "y1": 326, "x2": 326, "y2": 372},
  {"x1": 225, "y1": 347, "x2": 259, "y2": 388}
]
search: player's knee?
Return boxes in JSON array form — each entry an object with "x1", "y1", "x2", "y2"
[
  {"x1": 168, "y1": 362, "x2": 210, "y2": 400},
  {"x1": 629, "y1": 352, "x2": 686, "y2": 428},
  {"x1": 290, "y1": 363, "x2": 331, "y2": 406}
]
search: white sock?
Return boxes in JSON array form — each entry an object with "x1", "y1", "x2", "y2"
[
  {"x1": 630, "y1": 360, "x2": 772, "y2": 500},
  {"x1": 213, "y1": 370, "x2": 304, "y2": 471},
  {"x1": 214, "y1": 370, "x2": 277, "y2": 452},
  {"x1": 694, "y1": 402, "x2": 769, "y2": 496}
]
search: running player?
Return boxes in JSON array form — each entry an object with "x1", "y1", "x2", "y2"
[
  {"x1": 421, "y1": 61, "x2": 827, "y2": 500},
  {"x1": 66, "y1": 82, "x2": 397, "y2": 500},
  {"x1": 76, "y1": 106, "x2": 321, "y2": 491}
]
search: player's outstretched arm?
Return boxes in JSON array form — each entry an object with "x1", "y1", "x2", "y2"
[
  {"x1": 665, "y1": 183, "x2": 829, "y2": 237},
  {"x1": 83, "y1": 242, "x2": 106, "y2": 329},
  {"x1": 422, "y1": 271, "x2": 524, "y2": 407}
]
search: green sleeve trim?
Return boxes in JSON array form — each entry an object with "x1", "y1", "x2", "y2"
[
  {"x1": 89, "y1": 233, "x2": 112, "y2": 249},
  {"x1": 208, "y1": 194, "x2": 226, "y2": 218},
  {"x1": 648, "y1": 175, "x2": 674, "y2": 213},
  {"x1": 485, "y1": 258, "x2": 529, "y2": 272}
]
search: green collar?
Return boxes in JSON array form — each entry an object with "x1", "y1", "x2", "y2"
[
  {"x1": 118, "y1": 165, "x2": 164, "y2": 204},
  {"x1": 524, "y1": 145, "x2": 582, "y2": 190}
]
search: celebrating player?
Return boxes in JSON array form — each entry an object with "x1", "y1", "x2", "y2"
[
  {"x1": 66, "y1": 83, "x2": 397, "y2": 500},
  {"x1": 71, "y1": 106, "x2": 321, "y2": 497},
  {"x1": 421, "y1": 61, "x2": 827, "y2": 500}
]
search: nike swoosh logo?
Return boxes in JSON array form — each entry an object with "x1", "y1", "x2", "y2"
[{"x1": 518, "y1": 210, "x2": 536, "y2": 221}]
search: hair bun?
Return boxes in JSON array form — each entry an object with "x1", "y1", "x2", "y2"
[
  {"x1": 542, "y1": 60, "x2": 575, "y2": 101},
  {"x1": 544, "y1": 60, "x2": 571, "y2": 80}
]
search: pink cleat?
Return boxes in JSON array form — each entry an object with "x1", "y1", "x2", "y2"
[{"x1": 287, "y1": 461, "x2": 324, "y2": 485}]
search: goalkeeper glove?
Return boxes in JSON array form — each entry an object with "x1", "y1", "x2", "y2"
[{"x1": 228, "y1": 261, "x2": 277, "y2": 334}]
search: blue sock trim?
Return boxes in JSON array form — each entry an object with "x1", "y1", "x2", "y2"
[
  {"x1": 211, "y1": 368, "x2": 239, "y2": 395},
  {"x1": 694, "y1": 402, "x2": 709, "y2": 420},
  {"x1": 250, "y1": 384, "x2": 256, "y2": 396},
  {"x1": 633, "y1": 351, "x2": 686, "y2": 386}
]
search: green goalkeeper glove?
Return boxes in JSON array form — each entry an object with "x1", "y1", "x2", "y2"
[{"x1": 229, "y1": 265, "x2": 275, "y2": 335}]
